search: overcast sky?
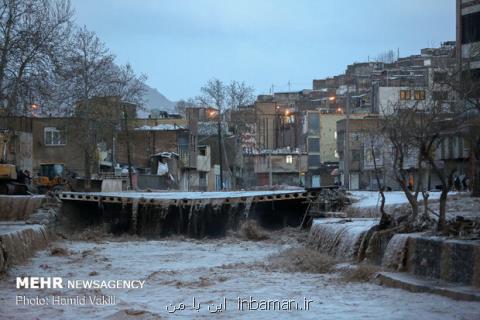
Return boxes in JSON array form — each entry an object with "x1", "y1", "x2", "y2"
[{"x1": 71, "y1": 0, "x2": 455, "y2": 101}]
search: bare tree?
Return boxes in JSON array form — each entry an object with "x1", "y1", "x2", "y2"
[
  {"x1": 0, "y1": 0, "x2": 73, "y2": 116},
  {"x1": 174, "y1": 98, "x2": 196, "y2": 116},
  {"x1": 199, "y1": 78, "x2": 225, "y2": 110},
  {"x1": 382, "y1": 107, "x2": 422, "y2": 218},
  {"x1": 412, "y1": 103, "x2": 458, "y2": 230},
  {"x1": 109, "y1": 63, "x2": 147, "y2": 189},
  {"x1": 376, "y1": 49, "x2": 397, "y2": 64},
  {"x1": 226, "y1": 80, "x2": 254, "y2": 110},
  {"x1": 198, "y1": 78, "x2": 254, "y2": 111},
  {"x1": 56, "y1": 26, "x2": 116, "y2": 189},
  {"x1": 382, "y1": 96, "x2": 458, "y2": 230},
  {"x1": 197, "y1": 78, "x2": 255, "y2": 189},
  {"x1": 364, "y1": 126, "x2": 389, "y2": 228},
  {"x1": 198, "y1": 78, "x2": 226, "y2": 189}
]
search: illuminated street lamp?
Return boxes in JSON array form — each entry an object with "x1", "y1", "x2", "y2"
[{"x1": 31, "y1": 103, "x2": 40, "y2": 116}]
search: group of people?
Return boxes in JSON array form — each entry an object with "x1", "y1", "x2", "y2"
[{"x1": 453, "y1": 174, "x2": 470, "y2": 192}]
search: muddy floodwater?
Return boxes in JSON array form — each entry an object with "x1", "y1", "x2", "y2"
[{"x1": 1, "y1": 233, "x2": 480, "y2": 320}]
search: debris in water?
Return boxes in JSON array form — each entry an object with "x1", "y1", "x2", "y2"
[
  {"x1": 265, "y1": 247, "x2": 335, "y2": 274},
  {"x1": 240, "y1": 220, "x2": 269, "y2": 240},
  {"x1": 50, "y1": 246, "x2": 69, "y2": 256}
]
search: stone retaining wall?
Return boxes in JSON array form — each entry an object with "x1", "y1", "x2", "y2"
[{"x1": 308, "y1": 218, "x2": 480, "y2": 287}]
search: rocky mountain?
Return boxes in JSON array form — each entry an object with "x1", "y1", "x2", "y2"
[{"x1": 139, "y1": 84, "x2": 176, "y2": 117}]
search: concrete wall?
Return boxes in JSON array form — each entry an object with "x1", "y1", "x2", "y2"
[
  {"x1": 32, "y1": 118, "x2": 85, "y2": 175},
  {"x1": 376, "y1": 87, "x2": 431, "y2": 115},
  {"x1": 255, "y1": 102, "x2": 277, "y2": 150},
  {"x1": 15, "y1": 132, "x2": 33, "y2": 172},
  {"x1": 116, "y1": 130, "x2": 183, "y2": 170},
  {"x1": 196, "y1": 146, "x2": 211, "y2": 172},
  {"x1": 319, "y1": 114, "x2": 343, "y2": 163},
  {"x1": 254, "y1": 154, "x2": 307, "y2": 174}
]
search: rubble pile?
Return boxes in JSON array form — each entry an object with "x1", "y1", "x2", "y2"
[{"x1": 309, "y1": 188, "x2": 350, "y2": 215}]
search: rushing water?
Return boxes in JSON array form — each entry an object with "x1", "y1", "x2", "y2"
[
  {"x1": 1, "y1": 236, "x2": 479, "y2": 319},
  {"x1": 381, "y1": 234, "x2": 411, "y2": 271},
  {"x1": 309, "y1": 219, "x2": 378, "y2": 260}
]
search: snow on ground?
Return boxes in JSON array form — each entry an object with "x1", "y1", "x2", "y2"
[
  {"x1": 349, "y1": 191, "x2": 446, "y2": 208},
  {"x1": 135, "y1": 124, "x2": 185, "y2": 131},
  {"x1": 62, "y1": 189, "x2": 305, "y2": 200},
  {"x1": 1, "y1": 237, "x2": 479, "y2": 319}
]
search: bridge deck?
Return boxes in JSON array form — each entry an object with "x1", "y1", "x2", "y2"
[{"x1": 59, "y1": 189, "x2": 318, "y2": 206}]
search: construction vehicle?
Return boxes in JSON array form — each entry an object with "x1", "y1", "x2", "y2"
[
  {"x1": 0, "y1": 130, "x2": 29, "y2": 194},
  {"x1": 33, "y1": 163, "x2": 71, "y2": 194},
  {"x1": 0, "y1": 163, "x2": 28, "y2": 194}
]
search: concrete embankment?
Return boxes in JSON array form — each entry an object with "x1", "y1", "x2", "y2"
[
  {"x1": 0, "y1": 223, "x2": 49, "y2": 273},
  {"x1": 0, "y1": 195, "x2": 52, "y2": 273},
  {"x1": 0, "y1": 195, "x2": 44, "y2": 220},
  {"x1": 308, "y1": 218, "x2": 480, "y2": 299},
  {"x1": 381, "y1": 233, "x2": 480, "y2": 288}
]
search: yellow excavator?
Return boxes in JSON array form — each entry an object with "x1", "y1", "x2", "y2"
[{"x1": 0, "y1": 130, "x2": 28, "y2": 194}]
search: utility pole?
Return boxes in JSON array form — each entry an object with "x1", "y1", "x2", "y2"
[
  {"x1": 268, "y1": 149, "x2": 273, "y2": 188},
  {"x1": 123, "y1": 107, "x2": 133, "y2": 190},
  {"x1": 344, "y1": 91, "x2": 351, "y2": 190},
  {"x1": 217, "y1": 111, "x2": 224, "y2": 190}
]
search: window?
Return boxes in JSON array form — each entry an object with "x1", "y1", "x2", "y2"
[
  {"x1": 400, "y1": 90, "x2": 411, "y2": 100},
  {"x1": 285, "y1": 155, "x2": 293, "y2": 164},
  {"x1": 44, "y1": 127, "x2": 65, "y2": 146},
  {"x1": 307, "y1": 112, "x2": 319, "y2": 133},
  {"x1": 461, "y1": 11, "x2": 480, "y2": 44},
  {"x1": 351, "y1": 150, "x2": 361, "y2": 161},
  {"x1": 308, "y1": 155, "x2": 320, "y2": 168},
  {"x1": 311, "y1": 175, "x2": 321, "y2": 188},
  {"x1": 199, "y1": 172, "x2": 207, "y2": 189},
  {"x1": 432, "y1": 91, "x2": 448, "y2": 101},
  {"x1": 433, "y1": 72, "x2": 447, "y2": 83},
  {"x1": 198, "y1": 147, "x2": 207, "y2": 156},
  {"x1": 307, "y1": 138, "x2": 320, "y2": 152},
  {"x1": 414, "y1": 90, "x2": 425, "y2": 100},
  {"x1": 365, "y1": 147, "x2": 382, "y2": 166}
]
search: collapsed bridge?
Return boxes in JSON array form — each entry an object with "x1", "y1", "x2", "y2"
[{"x1": 59, "y1": 189, "x2": 334, "y2": 238}]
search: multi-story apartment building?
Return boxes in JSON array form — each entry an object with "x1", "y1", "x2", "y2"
[{"x1": 457, "y1": 0, "x2": 480, "y2": 72}]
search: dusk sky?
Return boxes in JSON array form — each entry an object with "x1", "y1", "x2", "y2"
[{"x1": 71, "y1": 0, "x2": 455, "y2": 101}]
